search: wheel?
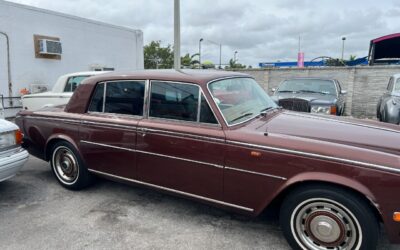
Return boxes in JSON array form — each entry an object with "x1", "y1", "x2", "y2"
[
  {"x1": 280, "y1": 185, "x2": 378, "y2": 250},
  {"x1": 50, "y1": 141, "x2": 93, "y2": 190}
]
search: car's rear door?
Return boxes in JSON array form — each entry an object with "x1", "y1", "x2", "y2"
[
  {"x1": 79, "y1": 80, "x2": 145, "y2": 179},
  {"x1": 136, "y1": 80, "x2": 225, "y2": 200}
]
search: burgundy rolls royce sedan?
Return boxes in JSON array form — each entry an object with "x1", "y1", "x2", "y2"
[{"x1": 16, "y1": 70, "x2": 400, "y2": 249}]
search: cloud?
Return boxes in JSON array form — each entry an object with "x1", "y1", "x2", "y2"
[{"x1": 9, "y1": 0, "x2": 400, "y2": 67}]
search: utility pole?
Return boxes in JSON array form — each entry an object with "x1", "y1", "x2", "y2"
[
  {"x1": 173, "y1": 0, "x2": 181, "y2": 70},
  {"x1": 341, "y1": 37, "x2": 346, "y2": 61},
  {"x1": 199, "y1": 38, "x2": 203, "y2": 69}
]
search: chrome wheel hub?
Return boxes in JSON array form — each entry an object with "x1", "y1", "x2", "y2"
[
  {"x1": 53, "y1": 146, "x2": 79, "y2": 184},
  {"x1": 291, "y1": 198, "x2": 362, "y2": 250}
]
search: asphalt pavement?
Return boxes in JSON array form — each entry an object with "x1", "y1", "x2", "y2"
[{"x1": 0, "y1": 157, "x2": 396, "y2": 250}]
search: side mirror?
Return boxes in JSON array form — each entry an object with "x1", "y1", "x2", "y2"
[
  {"x1": 271, "y1": 88, "x2": 276, "y2": 93},
  {"x1": 340, "y1": 90, "x2": 347, "y2": 94}
]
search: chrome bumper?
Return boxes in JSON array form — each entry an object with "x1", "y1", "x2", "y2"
[{"x1": 0, "y1": 147, "x2": 29, "y2": 182}]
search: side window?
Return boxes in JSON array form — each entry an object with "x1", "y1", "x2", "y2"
[
  {"x1": 200, "y1": 94, "x2": 218, "y2": 124},
  {"x1": 88, "y1": 83, "x2": 105, "y2": 112},
  {"x1": 64, "y1": 76, "x2": 89, "y2": 92},
  {"x1": 104, "y1": 81, "x2": 145, "y2": 115},
  {"x1": 149, "y1": 81, "x2": 199, "y2": 122}
]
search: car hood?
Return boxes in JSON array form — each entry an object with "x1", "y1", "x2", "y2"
[
  {"x1": 227, "y1": 110, "x2": 400, "y2": 171},
  {"x1": 22, "y1": 92, "x2": 73, "y2": 98},
  {"x1": 0, "y1": 119, "x2": 18, "y2": 133},
  {"x1": 272, "y1": 92, "x2": 337, "y2": 104}
]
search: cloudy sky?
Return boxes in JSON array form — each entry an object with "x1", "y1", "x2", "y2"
[{"x1": 9, "y1": 0, "x2": 400, "y2": 67}]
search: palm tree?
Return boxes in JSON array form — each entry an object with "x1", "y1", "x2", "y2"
[{"x1": 181, "y1": 53, "x2": 200, "y2": 68}]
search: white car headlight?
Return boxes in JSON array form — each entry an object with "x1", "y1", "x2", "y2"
[
  {"x1": 0, "y1": 130, "x2": 22, "y2": 150},
  {"x1": 0, "y1": 131, "x2": 16, "y2": 149},
  {"x1": 311, "y1": 106, "x2": 334, "y2": 115}
]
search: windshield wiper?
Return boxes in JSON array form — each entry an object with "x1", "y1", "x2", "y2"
[
  {"x1": 278, "y1": 90, "x2": 295, "y2": 93},
  {"x1": 298, "y1": 90, "x2": 329, "y2": 95},
  {"x1": 260, "y1": 107, "x2": 274, "y2": 113},
  {"x1": 230, "y1": 112, "x2": 254, "y2": 123}
]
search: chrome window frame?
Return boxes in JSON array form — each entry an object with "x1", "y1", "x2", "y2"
[
  {"x1": 87, "y1": 79, "x2": 147, "y2": 119},
  {"x1": 206, "y1": 76, "x2": 267, "y2": 127},
  {"x1": 148, "y1": 80, "x2": 221, "y2": 127}
]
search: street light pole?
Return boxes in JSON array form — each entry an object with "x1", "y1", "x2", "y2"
[
  {"x1": 234, "y1": 51, "x2": 238, "y2": 63},
  {"x1": 341, "y1": 37, "x2": 346, "y2": 61},
  {"x1": 173, "y1": 0, "x2": 181, "y2": 70},
  {"x1": 199, "y1": 38, "x2": 203, "y2": 69},
  {"x1": 207, "y1": 39, "x2": 222, "y2": 69}
]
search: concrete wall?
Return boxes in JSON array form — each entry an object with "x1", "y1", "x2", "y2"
[
  {"x1": 0, "y1": 0, "x2": 143, "y2": 100},
  {"x1": 235, "y1": 65, "x2": 400, "y2": 118}
]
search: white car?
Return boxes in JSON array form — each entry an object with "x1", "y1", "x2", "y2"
[
  {"x1": 0, "y1": 99, "x2": 4, "y2": 119},
  {"x1": 21, "y1": 71, "x2": 107, "y2": 111},
  {"x1": 0, "y1": 119, "x2": 29, "y2": 182}
]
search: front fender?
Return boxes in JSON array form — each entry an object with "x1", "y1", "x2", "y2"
[
  {"x1": 383, "y1": 99, "x2": 400, "y2": 124},
  {"x1": 255, "y1": 172, "x2": 380, "y2": 216}
]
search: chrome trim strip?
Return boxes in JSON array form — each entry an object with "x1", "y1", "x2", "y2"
[
  {"x1": 87, "y1": 168, "x2": 254, "y2": 212},
  {"x1": 227, "y1": 140, "x2": 400, "y2": 174},
  {"x1": 143, "y1": 79, "x2": 150, "y2": 119},
  {"x1": 136, "y1": 149, "x2": 224, "y2": 169},
  {"x1": 102, "y1": 82, "x2": 106, "y2": 112},
  {"x1": 141, "y1": 127, "x2": 225, "y2": 143},
  {"x1": 80, "y1": 140, "x2": 223, "y2": 169},
  {"x1": 27, "y1": 116, "x2": 81, "y2": 124},
  {"x1": 81, "y1": 120, "x2": 137, "y2": 130},
  {"x1": 225, "y1": 166, "x2": 287, "y2": 180},
  {"x1": 80, "y1": 140, "x2": 136, "y2": 152},
  {"x1": 284, "y1": 112, "x2": 400, "y2": 134}
]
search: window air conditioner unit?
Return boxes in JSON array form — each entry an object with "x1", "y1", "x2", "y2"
[{"x1": 38, "y1": 39, "x2": 62, "y2": 55}]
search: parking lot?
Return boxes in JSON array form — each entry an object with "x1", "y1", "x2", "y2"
[{"x1": 0, "y1": 156, "x2": 396, "y2": 250}]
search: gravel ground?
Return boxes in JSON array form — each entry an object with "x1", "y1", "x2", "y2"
[{"x1": 0, "y1": 156, "x2": 397, "y2": 250}]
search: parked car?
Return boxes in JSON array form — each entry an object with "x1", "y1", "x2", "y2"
[
  {"x1": 271, "y1": 78, "x2": 346, "y2": 115},
  {"x1": 377, "y1": 74, "x2": 400, "y2": 124},
  {"x1": 16, "y1": 70, "x2": 400, "y2": 249},
  {"x1": 0, "y1": 118, "x2": 29, "y2": 182},
  {"x1": 0, "y1": 97, "x2": 4, "y2": 119},
  {"x1": 21, "y1": 71, "x2": 107, "y2": 111}
]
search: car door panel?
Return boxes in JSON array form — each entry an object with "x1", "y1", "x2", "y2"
[
  {"x1": 136, "y1": 119, "x2": 225, "y2": 200},
  {"x1": 79, "y1": 114, "x2": 140, "y2": 179}
]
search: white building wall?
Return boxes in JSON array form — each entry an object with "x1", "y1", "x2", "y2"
[{"x1": 0, "y1": 0, "x2": 143, "y2": 99}]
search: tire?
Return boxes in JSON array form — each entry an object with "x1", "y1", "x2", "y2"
[
  {"x1": 50, "y1": 141, "x2": 93, "y2": 190},
  {"x1": 279, "y1": 185, "x2": 379, "y2": 250}
]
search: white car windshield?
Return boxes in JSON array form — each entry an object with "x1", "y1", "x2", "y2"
[{"x1": 208, "y1": 77, "x2": 277, "y2": 125}]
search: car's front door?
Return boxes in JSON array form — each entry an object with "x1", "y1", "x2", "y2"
[
  {"x1": 79, "y1": 80, "x2": 145, "y2": 179},
  {"x1": 136, "y1": 81, "x2": 225, "y2": 200}
]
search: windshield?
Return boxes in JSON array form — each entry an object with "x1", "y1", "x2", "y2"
[
  {"x1": 278, "y1": 79, "x2": 337, "y2": 95},
  {"x1": 208, "y1": 77, "x2": 277, "y2": 125}
]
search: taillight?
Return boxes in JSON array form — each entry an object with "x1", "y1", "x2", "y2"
[
  {"x1": 15, "y1": 129, "x2": 23, "y2": 145},
  {"x1": 330, "y1": 106, "x2": 337, "y2": 115}
]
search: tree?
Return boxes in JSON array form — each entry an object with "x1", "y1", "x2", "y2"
[
  {"x1": 181, "y1": 53, "x2": 200, "y2": 68},
  {"x1": 349, "y1": 55, "x2": 357, "y2": 61},
  {"x1": 227, "y1": 58, "x2": 246, "y2": 69},
  {"x1": 201, "y1": 60, "x2": 215, "y2": 69},
  {"x1": 144, "y1": 41, "x2": 174, "y2": 69}
]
